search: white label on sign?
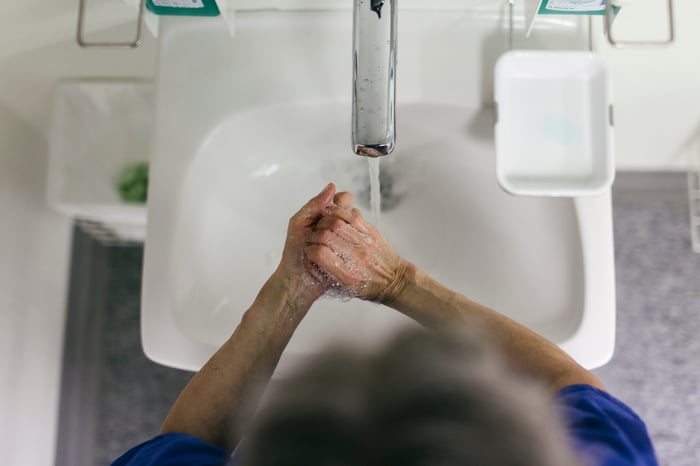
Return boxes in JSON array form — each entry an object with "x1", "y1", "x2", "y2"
[
  {"x1": 545, "y1": 0, "x2": 606, "y2": 12},
  {"x1": 152, "y1": 0, "x2": 205, "y2": 8}
]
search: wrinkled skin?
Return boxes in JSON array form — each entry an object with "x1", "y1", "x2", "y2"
[
  {"x1": 304, "y1": 190, "x2": 408, "y2": 303},
  {"x1": 276, "y1": 183, "x2": 337, "y2": 303}
]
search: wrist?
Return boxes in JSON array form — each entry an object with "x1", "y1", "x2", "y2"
[
  {"x1": 379, "y1": 259, "x2": 416, "y2": 306},
  {"x1": 268, "y1": 268, "x2": 317, "y2": 315},
  {"x1": 229, "y1": 271, "x2": 313, "y2": 365}
]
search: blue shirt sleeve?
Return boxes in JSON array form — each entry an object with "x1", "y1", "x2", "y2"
[
  {"x1": 555, "y1": 384, "x2": 659, "y2": 466},
  {"x1": 111, "y1": 433, "x2": 230, "y2": 466}
]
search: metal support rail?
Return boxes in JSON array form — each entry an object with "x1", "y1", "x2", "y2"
[
  {"x1": 77, "y1": 0, "x2": 146, "y2": 48},
  {"x1": 605, "y1": 0, "x2": 675, "y2": 48}
]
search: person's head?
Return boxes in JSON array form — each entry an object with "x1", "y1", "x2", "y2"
[{"x1": 240, "y1": 328, "x2": 581, "y2": 466}]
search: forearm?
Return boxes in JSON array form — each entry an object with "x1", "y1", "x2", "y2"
[
  {"x1": 160, "y1": 270, "x2": 312, "y2": 452},
  {"x1": 386, "y1": 261, "x2": 604, "y2": 393}
]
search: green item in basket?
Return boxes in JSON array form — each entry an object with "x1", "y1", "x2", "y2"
[{"x1": 118, "y1": 162, "x2": 149, "y2": 203}]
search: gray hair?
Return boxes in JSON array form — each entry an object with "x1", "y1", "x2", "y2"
[{"x1": 240, "y1": 328, "x2": 581, "y2": 466}]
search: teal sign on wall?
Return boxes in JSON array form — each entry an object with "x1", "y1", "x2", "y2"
[
  {"x1": 146, "y1": 0, "x2": 220, "y2": 16},
  {"x1": 537, "y1": 0, "x2": 620, "y2": 15}
]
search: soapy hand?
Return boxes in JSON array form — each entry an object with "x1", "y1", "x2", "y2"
[
  {"x1": 276, "y1": 183, "x2": 336, "y2": 303},
  {"x1": 304, "y1": 191, "x2": 410, "y2": 303}
]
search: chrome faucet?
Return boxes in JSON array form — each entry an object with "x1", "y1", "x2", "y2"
[{"x1": 352, "y1": 0, "x2": 397, "y2": 157}]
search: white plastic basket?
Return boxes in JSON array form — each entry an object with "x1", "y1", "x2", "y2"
[
  {"x1": 47, "y1": 79, "x2": 152, "y2": 240},
  {"x1": 494, "y1": 51, "x2": 615, "y2": 197}
]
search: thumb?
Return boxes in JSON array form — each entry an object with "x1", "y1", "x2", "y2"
[{"x1": 294, "y1": 183, "x2": 336, "y2": 226}]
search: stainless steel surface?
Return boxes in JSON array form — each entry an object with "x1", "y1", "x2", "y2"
[
  {"x1": 508, "y1": 0, "x2": 514, "y2": 50},
  {"x1": 352, "y1": 0, "x2": 397, "y2": 157}
]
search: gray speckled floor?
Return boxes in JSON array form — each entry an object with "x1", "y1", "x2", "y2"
[
  {"x1": 67, "y1": 173, "x2": 699, "y2": 466},
  {"x1": 94, "y1": 247, "x2": 192, "y2": 465},
  {"x1": 593, "y1": 174, "x2": 700, "y2": 466}
]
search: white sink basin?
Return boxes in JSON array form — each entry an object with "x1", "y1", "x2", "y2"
[{"x1": 142, "y1": 11, "x2": 615, "y2": 372}]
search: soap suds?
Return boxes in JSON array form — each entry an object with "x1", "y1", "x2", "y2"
[{"x1": 301, "y1": 205, "x2": 372, "y2": 300}]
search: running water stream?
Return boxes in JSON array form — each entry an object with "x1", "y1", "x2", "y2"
[{"x1": 368, "y1": 158, "x2": 381, "y2": 227}]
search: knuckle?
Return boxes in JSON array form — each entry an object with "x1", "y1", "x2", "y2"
[
  {"x1": 357, "y1": 251, "x2": 369, "y2": 264},
  {"x1": 332, "y1": 219, "x2": 345, "y2": 231},
  {"x1": 318, "y1": 230, "x2": 334, "y2": 243},
  {"x1": 327, "y1": 207, "x2": 342, "y2": 220},
  {"x1": 306, "y1": 246, "x2": 321, "y2": 262}
]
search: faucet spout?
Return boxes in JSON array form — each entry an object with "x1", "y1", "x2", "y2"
[{"x1": 352, "y1": 0, "x2": 397, "y2": 157}]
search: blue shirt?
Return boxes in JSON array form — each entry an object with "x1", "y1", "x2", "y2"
[
  {"x1": 113, "y1": 384, "x2": 658, "y2": 466},
  {"x1": 554, "y1": 385, "x2": 658, "y2": 465}
]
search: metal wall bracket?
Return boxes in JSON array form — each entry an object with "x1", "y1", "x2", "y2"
[
  {"x1": 508, "y1": 0, "x2": 515, "y2": 50},
  {"x1": 605, "y1": 0, "x2": 675, "y2": 48},
  {"x1": 77, "y1": 0, "x2": 146, "y2": 48}
]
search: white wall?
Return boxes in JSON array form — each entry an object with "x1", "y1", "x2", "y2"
[
  {"x1": 0, "y1": 6, "x2": 157, "y2": 135},
  {"x1": 0, "y1": 0, "x2": 142, "y2": 60},
  {"x1": 0, "y1": 2, "x2": 157, "y2": 463},
  {"x1": 0, "y1": 103, "x2": 72, "y2": 466},
  {"x1": 594, "y1": 0, "x2": 700, "y2": 170}
]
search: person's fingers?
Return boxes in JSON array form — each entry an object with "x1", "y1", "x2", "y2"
[
  {"x1": 304, "y1": 244, "x2": 357, "y2": 286},
  {"x1": 333, "y1": 191, "x2": 355, "y2": 210},
  {"x1": 314, "y1": 216, "x2": 368, "y2": 245},
  {"x1": 315, "y1": 215, "x2": 341, "y2": 231},
  {"x1": 307, "y1": 228, "x2": 354, "y2": 258},
  {"x1": 325, "y1": 204, "x2": 353, "y2": 223},
  {"x1": 324, "y1": 205, "x2": 373, "y2": 235},
  {"x1": 292, "y1": 183, "x2": 336, "y2": 228},
  {"x1": 344, "y1": 207, "x2": 373, "y2": 235},
  {"x1": 336, "y1": 222, "x2": 370, "y2": 246},
  {"x1": 349, "y1": 208, "x2": 375, "y2": 233}
]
